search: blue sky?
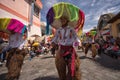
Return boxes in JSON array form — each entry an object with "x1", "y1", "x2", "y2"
[{"x1": 40, "y1": 0, "x2": 120, "y2": 32}]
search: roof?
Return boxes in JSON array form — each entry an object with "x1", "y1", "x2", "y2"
[
  {"x1": 97, "y1": 13, "x2": 114, "y2": 30},
  {"x1": 108, "y1": 12, "x2": 120, "y2": 23}
]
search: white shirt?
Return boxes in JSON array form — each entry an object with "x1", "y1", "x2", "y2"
[
  {"x1": 8, "y1": 33, "x2": 26, "y2": 49},
  {"x1": 51, "y1": 26, "x2": 80, "y2": 46}
]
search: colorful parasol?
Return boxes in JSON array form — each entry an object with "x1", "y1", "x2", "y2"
[
  {"x1": 32, "y1": 42, "x2": 40, "y2": 47},
  {"x1": 90, "y1": 30, "x2": 97, "y2": 36},
  {"x1": 46, "y1": 2, "x2": 85, "y2": 36},
  {"x1": 0, "y1": 18, "x2": 27, "y2": 34}
]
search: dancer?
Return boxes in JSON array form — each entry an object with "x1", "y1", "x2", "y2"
[{"x1": 51, "y1": 16, "x2": 81, "y2": 80}]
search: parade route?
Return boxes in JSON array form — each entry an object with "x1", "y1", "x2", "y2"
[
  {"x1": 1, "y1": 0, "x2": 120, "y2": 80},
  {"x1": 0, "y1": 50, "x2": 120, "y2": 80}
]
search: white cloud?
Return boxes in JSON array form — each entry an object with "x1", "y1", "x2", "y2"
[
  {"x1": 95, "y1": 3, "x2": 111, "y2": 14},
  {"x1": 95, "y1": 1, "x2": 120, "y2": 15},
  {"x1": 45, "y1": 0, "x2": 58, "y2": 8},
  {"x1": 80, "y1": 1, "x2": 90, "y2": 6},
  {"x1": 83, "y1": 25, "x2": 95, "y2": 33},
  {"x1": 81, "y1": 0, "x2": 120, "y2": 32},
  {"x1": 91, "y1": 0, "x2": 96, "y2": 6},
  {"x1": 85, "y1": 14, "x2": 91, "y2": 20},
  {"x1": 93, "y1": 15, "x2": 100, "y2": 21},
  {"x1": 102, "y1": 7, "x2": 120, "y2": 14},
  {"x1": 83, "y1": 28, "x2": 92, "y2": 33}
]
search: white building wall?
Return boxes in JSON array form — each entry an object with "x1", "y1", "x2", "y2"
[
  {"x1": 29, "y1": 25, "x2": 42, "y2": 37},
  {"x1": 0, "y1": 9, "x2": 28, "y2": 25}
]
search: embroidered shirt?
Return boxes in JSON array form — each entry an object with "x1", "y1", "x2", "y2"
[
  {"x1": 8, "y1": 33, "x2": 26, "y2": 49},
  {"x1": 51, "y1": 26, "x2": 80, "y2": 46}
]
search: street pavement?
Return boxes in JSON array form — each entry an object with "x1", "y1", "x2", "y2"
[{"x1": 0, "y1": 49, "x2": 120, "y2": 80}]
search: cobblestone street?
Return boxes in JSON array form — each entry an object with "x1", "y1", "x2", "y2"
[{"x1": 0, "y1": 50, "x2": 120, "y2": 80}]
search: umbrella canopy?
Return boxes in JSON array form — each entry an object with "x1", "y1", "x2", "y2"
[
  {"x1": 46, "y1": 2, "x2": 85, "y2": 36},
  {"x1": 0, "y1": 18, "x2": 27, "y2": 34},
  {"x1": 32, "y1": 42, "x2": 40, "y2": 47},
  {"x1": 90, "y1": 31, "x2": 97, "y2": 36}
]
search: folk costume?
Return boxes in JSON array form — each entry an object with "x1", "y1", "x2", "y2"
[
  {"x1": 5, "y1": 32, "x2": 27, "y2": 80},
  {"x1": 84, "y1": 36, "x2": 97, "y2": 59},
  {"x1": 52, "y1": 26, "x2": 81, "y2": 80}
]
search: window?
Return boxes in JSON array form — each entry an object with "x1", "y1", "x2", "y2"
[
  {"x1": 102, "y1": 20, "x2": 107, "y2": 27},
  {"x1": 34, "y1": 4, "x2": 40, "y2": 18}
]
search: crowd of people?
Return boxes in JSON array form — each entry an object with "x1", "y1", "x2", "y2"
[
  {"x1": 96, "y1": 36, "x2": 120, "y2": 59},
  {"x1": 0, "y1": 24, "x2": 120, "y2": 80},
  {"x1": 25, "y1": 39, "x2": 52, "y2": 60},
  {"x1": 81, "y1": 35, "x2": 120, "y2": 59},
  {"x1": 0, "y1": 33, "x2": 57, "y2": 65},
  {"x1": 0, "y1": 29, "x2": 120, "y2": 80}
]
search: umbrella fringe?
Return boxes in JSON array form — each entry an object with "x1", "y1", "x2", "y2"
[
  {"x1": 46, "y1": 19, "x2": 50, "y2": 35},
  {"x1": 22, "y1": 25, "x2": 27, "y2": 35}
]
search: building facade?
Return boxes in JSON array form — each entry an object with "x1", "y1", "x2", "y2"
[
  {"x1": 108, "y1": 12, "x2": 120, "y2": 38},
  {"x1": 97, "y1": 13, "x2": 114, "y2": 40},
  {"x1": 0, "y1": 0, "x2": 43, "y2": 38}
]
